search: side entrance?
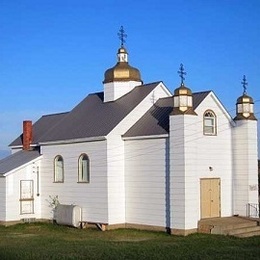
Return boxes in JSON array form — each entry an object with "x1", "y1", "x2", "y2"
[{"x1": 200, "y1": 178, "x2": 221, "y2": 219}]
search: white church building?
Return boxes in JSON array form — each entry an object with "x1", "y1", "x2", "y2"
[{"x1": 0, "y1": 29, "x2": 258, "y2": 235}]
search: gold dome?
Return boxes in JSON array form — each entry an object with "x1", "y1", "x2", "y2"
[
  {"x1": 174, "y1": 83, "x2": 192, "y2": 96},
  {"x1": 103, "y1": 47, "x2": 142, "y2": 84},
  {"x1": 236, "y1": 94, "x2": 254, "y2": 104}
]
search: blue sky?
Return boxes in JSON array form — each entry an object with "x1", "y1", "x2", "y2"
[{"x1": 0, "y1": 0, "x2": 260, "y2": 157}]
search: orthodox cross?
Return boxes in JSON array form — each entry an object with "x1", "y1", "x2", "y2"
[
  {"x1": 178, "y1": 63, "x2": 186, "y2": 84},
  {"x1": 118, "y1": 26, "x2": 127, "y2": 47},
  {"x1": 241, "y1": 75, "x2": 248, "y2": 95}
]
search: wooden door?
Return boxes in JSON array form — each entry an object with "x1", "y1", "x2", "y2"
[
  {"x1": 200, "y1": 178, "x2": 220, "y2": 219},
  {"x1": 20, "y1": 180, "x2": 34, "y2": 214}
]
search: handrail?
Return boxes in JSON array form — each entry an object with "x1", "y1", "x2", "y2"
[{"x1": 247, "y1": 203, "x2": 259, "y2": 218}]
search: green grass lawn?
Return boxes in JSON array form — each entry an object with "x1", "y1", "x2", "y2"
[{"x1": 0, "y1": 222, "x2": 259, "y2": 260}]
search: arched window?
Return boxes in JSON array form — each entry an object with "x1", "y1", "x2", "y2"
[
  {"x1": 54, "y1": 155, "x2": 64, "y2": 182},
  {"x1": 78, "y1": 154, "x2": 90, "y2": 183},
  {"x1": 203, "y1": 110, "x2": 217, "y2": 135}
]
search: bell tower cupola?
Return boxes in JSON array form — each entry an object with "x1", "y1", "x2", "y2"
[
  {"x1": 234, "y1": 75, "x2": 257, "y2": 121},
  {"x1": 103, "y1": 26, "x2": 143, "y2": 102},
  {"x1": 171, "y1": 64, "x2": 196, "y2": 115}
]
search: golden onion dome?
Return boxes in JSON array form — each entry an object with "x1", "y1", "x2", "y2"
[
  {"x1": 174, "y1": 83, "x2": 192, "y2": 96},
  {"x1": 236, "y1": 93, "x2": 254, "y2": 104},
  {"x1": 103, "y1": 47, "x2": 142, "y2": 84}
]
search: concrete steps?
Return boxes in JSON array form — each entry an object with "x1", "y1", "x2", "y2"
[
  {"x1": 226, "y1": 225, "x2": 260, "y2": 237},
  {"x1": 198, "y1": 217, "x2": 260, "y2": 238},
  {"x1": 234, "y1": 228, "x2": 260, "y2": 238}
]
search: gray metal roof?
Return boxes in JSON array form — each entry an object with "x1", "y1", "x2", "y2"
[
  {"x1": 0, "y1": 150, "x2": 41, "y2": 175},
  {"x1": 123, "y1": 91, "x2": 211, "y2": 138},
  {"x1": 10, "y1": 82, "x2": 160, "y2": 146},
  {"x1": 10, "y1": 112, "x2": 69, "y2": 146}
]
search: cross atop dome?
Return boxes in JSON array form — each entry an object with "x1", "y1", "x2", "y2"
[
  {"x1": 241, "y1": 75, "x2": 248, "y2": 95},
  {"x1": 117, "y1": 26, "x2": 127, "y2": 47},
  {"x1": 178, "y1": 63, "x2": 186, "y2": 85}
]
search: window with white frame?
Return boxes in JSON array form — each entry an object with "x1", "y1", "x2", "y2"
[
  {"x1": 54, "y1": 155, "x2": 64, "y2": 182},
  {"x1": 203, "y1": 110, "x2": 217, "y2": 135},
  {"x1": 78, "y1": 154, "x2": 90, "y2": 183}
]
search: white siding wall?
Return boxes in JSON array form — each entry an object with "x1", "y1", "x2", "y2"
[
  {"x1": 169, "y1": 93, "x2": 234, "y2": 231},
  {"x1": 233, "y1": 120, "x2": 258, "y2": 215},
  {"x1": 170, "y1": 114, "x2": 199, "y2": 231},
  {"x1": 4, "y1": 159, "x2": 41, "y2": 221},
  {"x1": 195, "y1": 94, "x2": 233, "y2": 218},
  {"x1": 0, "y1": 177, "x2": 6, "y2": 221},
  {"x1": 40, "y1": 140, "x2": 108, "y2": 223},
  {"x1": 125, "y1": 138, "x2": 168, "y2": 227},
  {"x1": 106, "y1": 137, "x2": 126, "y2": 224},
  {"x1": 106, "y1": 83, "x2": 171, "y2": 224},
  {"x1": 104, "y1": 81, "x2": 141, "y2": 102}
]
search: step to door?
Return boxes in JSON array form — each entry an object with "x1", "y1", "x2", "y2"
[
  {"x1": 198, "y1": 217, "x2": 260, "y2": 237},
  {"x1": 211, "y1": 221, "x2": 257, "y2": 235},
  {"x1": 234, "y1": 228, "x2": 260, "y2": 238},
  {"x1": 227, "y1": 226, "x2": 260, "y2": 236}
]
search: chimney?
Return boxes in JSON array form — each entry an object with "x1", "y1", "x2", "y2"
[{"x1": 23, "y1": 120, "x2": 33, "y2": 150}]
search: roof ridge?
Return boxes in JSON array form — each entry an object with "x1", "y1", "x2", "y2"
[
  {"x1": 141, "y1": 81, "x2": 162, "y2": 86},
  {"x1": 193, "y1": 90, "x2": 211, "y2": 94},
  {"x1": 41, "y1": 111, "x2": 69, "y2": 118}
]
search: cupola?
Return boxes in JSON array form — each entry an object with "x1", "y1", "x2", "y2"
[
  {"x1": 234, "y1": 75, "x2": 257, "y2": 120},
  {"x1": 103, "y1": 26, "x2": 143, "y2": 102},
  {"x1": 103, "y1": 46, "x2": 142, "y2": 84},
  {"x1": 171, "y1": 64, "x2": 196, "y2": 115}
]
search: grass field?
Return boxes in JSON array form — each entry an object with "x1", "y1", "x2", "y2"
[{"x1": 0, "y1": 222, "x2": 259, "y2": 259}]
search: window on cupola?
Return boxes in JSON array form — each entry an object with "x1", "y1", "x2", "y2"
[
  {"x1": 203, "y1": 110, "x2": 217, "y2": 135},
  {"x1": 78, "y1": 154, "x2": 90, "y2": 183},
  {"x1": 54, "y1": 155, "x2": 64, "y2": 182}
]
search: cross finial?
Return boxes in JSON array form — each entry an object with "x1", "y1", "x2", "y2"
[
  {"x1": 117, "y1": 26, "x2": 127, "y2": 47},
  {"x1": 178, "y1": 63, "x2": 186, "y2": 85},
  {"x1": 241, "y1": 75, "x2": 248, "y2": 95}
]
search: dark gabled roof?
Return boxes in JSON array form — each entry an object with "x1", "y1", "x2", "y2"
[
  {"x1": 10, "y1": 112, "x2": 69, "y2": 146},
  {"x1": 0, "y1": 150, "x2": 41, "y2": 175},
  {"x1": 123, "y1": 91, "x2": 210, "y2": 138},
  {"x1": 193, "y1": 91, "x2": 212, "y2": 109},
  {"x1": 10, "y1": 82, "x2": 160, "y2": 146}
]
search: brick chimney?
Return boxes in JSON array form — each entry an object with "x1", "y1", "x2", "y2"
[{"x1": 23, "y1": 120, "x2": 33, "y2": 150}]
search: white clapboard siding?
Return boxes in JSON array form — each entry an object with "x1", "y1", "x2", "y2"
[
  {"x1": 232, "y1": 120, "x2": 258, "y2": 216},
  {"x1": 104, "y1": 81, "x2": 141, "y2": 102},
  {"x1": 125, "y1": 138, "x2": 167, "y2": 227},
  {"x1": 40, "y1": 140, "x2": 108, "y2": 223},
  {"x1": 195, "y1": 93, "x2": 233, "y2": 218},
  {"x1": 4, "y1": 159, "x2": 41, "y2": 221},
  {"x1": 106, "y1": 83, "x2": 171, "y2": 225},
  {"x1": 0, "y1": 178, "x2": 6, "y2": 221},
  {"x1": 169, "y1": 92, "x2": 234, "y2": 231},
  {"x1": 170, "y1": 113, "x2": 199, "y2": 230}
]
